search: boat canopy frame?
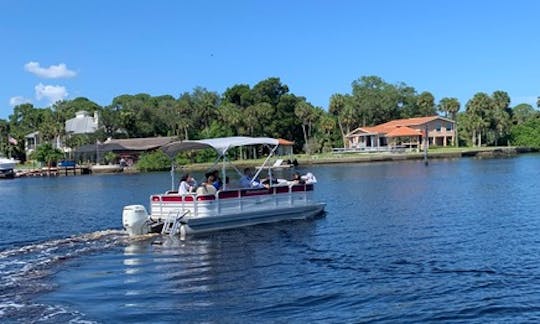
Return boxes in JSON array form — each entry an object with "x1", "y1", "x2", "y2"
[{"x1": 161, "y1": 136, "x2": 281, "y2": 191}]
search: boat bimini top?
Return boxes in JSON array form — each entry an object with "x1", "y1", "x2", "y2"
[
  {"x1": 161, "y1": 136, "x2": 282, "y2": 191},
  {"x1": 161, "y1": 136, "x2": 279, "y2": 157}
]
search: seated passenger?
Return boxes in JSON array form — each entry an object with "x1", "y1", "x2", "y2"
[
  {"x1": 211, "y1": 170, "x2": 223, "y2": 190},
  {"x1": 178, "y1": 173, "x2": 197, "y2": 195},
  {"x1": 240, "y1": 167, "x2": 264, "y2": 189},
  {"x1": 302, "y1": 172, "x2": 317, "y2": 184},
  {"x1": 261, "y1": 175, "x2": 278, "y2": 188},
  {"x1": 290, "y1": 172, "x2": 305, "y2": 185},
  {"x1": 196, "y1": 174, "x2": 217, "y2": 195}
]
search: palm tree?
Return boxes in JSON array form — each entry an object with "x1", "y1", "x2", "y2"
[{"x1": 438, "y1": 97, "x2": 460, "y2": 146}]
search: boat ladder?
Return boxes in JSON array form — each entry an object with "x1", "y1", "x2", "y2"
[{"x1": 161, "y1": 209, "x2": 190, "y2": 236}]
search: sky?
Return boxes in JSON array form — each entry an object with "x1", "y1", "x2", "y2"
[{"x1": 1, "y1": 0, "x2": 540, "y2": 119}]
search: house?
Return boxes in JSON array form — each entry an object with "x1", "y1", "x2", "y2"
[
  {"x1": 65, "y1": 110, "x2": 99, "y2": 134},
  {"x1": 24, "y1": 131, "x2": 42, "y2": 159},
  {"x1": 24, "y1": 111, "x2": 100, "y2": 160},
  {"x1": 345, "y1": 116, "x2": 456, "y2": 152}
]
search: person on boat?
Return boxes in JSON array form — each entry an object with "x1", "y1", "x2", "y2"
[
  {"x1": 240, "y1": 167, "x2": 264, "y2": 189},
  {"x1": 211, "y1": 170, "x2": 223, "y2": 190},
  {"x1": 178, "y1": 173, "x2": 197, "y2": 195},
  {"x1": 196, "y1": 174, "x2": 217, "y2": 195},
  {"x1": 290, "y1": 172, "x2": 305, "y2": 185}
]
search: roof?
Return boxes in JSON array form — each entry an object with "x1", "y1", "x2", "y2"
[
  {"x1": 277, "y1": 138, "x2": 294, "y2": 146},
  {"x1": 347, "y1": 115, "x2": 454, "y2": 137},
  {"x1": 103, "y1": 136, "x2": 176, "y2": 150},
  {"x1": 162, "y1": 136, "x2": 279, "y2": 157},
  {"x1": 65, "y1": 113, "x2": 98, "y2": 134},
  {"x1": 74, "y1": 136, "x2": 177, "y2": 154},
  {"x1": 25, "y1": 131, "x2": 40, "y2": 138},
  {"x1": 385, "y1": 126, "x2": 423, "y2": 138}
]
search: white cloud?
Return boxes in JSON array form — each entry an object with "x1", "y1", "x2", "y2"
[
  {"x1": 9, "y1": 96, "x2": 32, "y2": 107},
  {"x1": 35, "y1": 83, "x2": 68, "y2": 104},
  {"x1": 24, "y1": 61, "x2": 76, "y2": 78}
]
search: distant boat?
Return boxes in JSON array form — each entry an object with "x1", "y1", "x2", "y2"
[
  {"x1": 256, "y1": 158, "x2": 295, "y2": 171},
  {"x1": 0, "y1": 157, "x2": 18, "y2": 179}
]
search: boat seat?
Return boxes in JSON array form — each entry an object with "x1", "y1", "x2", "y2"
[{"x1": 196, "y1": 194, "x2": 216, "y2": 201}]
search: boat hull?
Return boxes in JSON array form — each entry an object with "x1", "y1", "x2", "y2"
[
  {"x1": 180, "y1": 202, "x2": 325, "y2": 234},
  {"x1": 0, "y1": 168, "x2": 15, "y2": 179}
]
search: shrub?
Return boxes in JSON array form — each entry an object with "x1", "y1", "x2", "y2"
[
  {"x1": 136, "y1": 150, "x2": 171, "y2": 171},
  {"x1": 510, "y1": 118, "x2": 540, "y2": 148}
]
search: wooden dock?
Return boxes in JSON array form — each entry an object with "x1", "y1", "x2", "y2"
[{"x1": 15, "y1": 166, "x2": 92, "y2": 177}]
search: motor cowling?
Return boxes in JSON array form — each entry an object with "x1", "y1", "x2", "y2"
[{"x1": 122, "y1": 205, "x2": 150, "y2": 236}]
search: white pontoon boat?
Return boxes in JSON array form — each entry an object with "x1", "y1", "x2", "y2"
[
  {"x1": 122, "y1": 136, "x2": 325, "y2": 237},
  {"x1": 0, "y1": 157, "x2": 18, "y2": 179}
]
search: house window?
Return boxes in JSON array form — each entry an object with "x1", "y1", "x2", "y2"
[
  {"x1": 446, "y1": 123, "x2": 452, "y2": 131},
  {"x1": 435, "y1": 122, "x2": 442, "y2": 132}
]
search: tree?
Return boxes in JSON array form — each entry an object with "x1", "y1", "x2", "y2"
[
  {"x1": 438, "y1": 97, "x2": 461, "y2": 146},
  {"x1": 396, "y1": 84, "x2": 418, "y2": 118},
  {"x1": 512, "y1": 103, "x2": 537, "y2": 125},
  {"x1": 491, "y1": 91, "x2": 512, "y2": 145},
  {"x1": 329, "y1": 93, "x2": 356, "y2": 147},
  {"x1": 465, "y1": 93, "x2": 493, "y2": 146},
  {"x1": 438, "y1": 97, "x2": 460, "y2": 120},
  {"x1": 510, "y1": 118, "x2": 540, "y2": 148},
  {"x1": 416, "y1": 91, "x2": 437, "y2": 116},
  {"x1": 222, "y1": 84, "x2": 253, "y2": 108},
  {"x1": 317, "y1": 114, "x2": 338, "y2": 152},
  {"x1": 252, "y1": 77, "x2": 289, "y2": 106},
  {"x1": 31, "y1": 143, "x2": 64, "y2": 168},
  {"x1": 217, "y1": 102, "x2": 243, "y2": 136},
  {"x1": 192, "y1": 87, "x2": 220, "y2": 133},
  {"x1": 295, "y1": 101, "x2": 314, "y2": 153}
]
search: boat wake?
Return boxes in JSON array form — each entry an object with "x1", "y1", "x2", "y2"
[{"x1": 0, "y1": 229, "x2": 127, "y2": 323}]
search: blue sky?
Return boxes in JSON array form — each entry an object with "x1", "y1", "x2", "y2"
[{"x1": 1, "y1": 0, "x2": 539, "y2": 119}]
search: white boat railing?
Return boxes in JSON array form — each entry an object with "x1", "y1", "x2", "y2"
[{"x1": 150, "y1": 183, "x2": 315, "y2": 220}]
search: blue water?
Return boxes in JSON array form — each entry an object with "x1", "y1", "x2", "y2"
[{"x1": 2, "y1": 155, "x2": 540, "y2": 322}]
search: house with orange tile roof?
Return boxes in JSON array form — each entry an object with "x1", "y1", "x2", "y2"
[{"x1": 345, "y1": 116, "x2": 456, "y2": 152}]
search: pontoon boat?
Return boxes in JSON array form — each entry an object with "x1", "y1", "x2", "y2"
[{"x1": 122, "y1": 136, "x2": 325, "y2": 237}]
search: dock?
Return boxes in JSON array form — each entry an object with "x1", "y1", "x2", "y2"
[{"x1": 15, "y1": 166, "x2": 92, "y2": 177}]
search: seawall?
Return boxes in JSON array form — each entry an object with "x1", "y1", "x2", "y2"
[{"x1": 298, "y1": 147, "x2": 538, "y2": 166}]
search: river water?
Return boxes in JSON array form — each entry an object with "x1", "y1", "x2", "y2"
[{"x1": 1, "y1": 155, "x2": 540, "y2": 322}]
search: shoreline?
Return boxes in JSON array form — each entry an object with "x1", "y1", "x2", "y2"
[
  {"x1": 178, "y1": 146, "x2": 537, "y2": 171},
  {"x1": 298, "y1": 146, "x2": 538, "y2": 166},
  {"x1": 8, "y1": 147, "x2": 538, "y2": 177}
]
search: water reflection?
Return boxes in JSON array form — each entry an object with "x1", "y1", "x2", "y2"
[{"x1": 118, "y1": 220, "x2": 321, "y2": 318}]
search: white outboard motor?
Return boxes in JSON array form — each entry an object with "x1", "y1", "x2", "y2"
[{"x1": 122, "y1": 205, "x2": 150, "y2": 236}]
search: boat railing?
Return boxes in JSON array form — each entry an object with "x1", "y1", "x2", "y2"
[{"x1": 150, "y1": 183, "x2": 314, "y2": 219}]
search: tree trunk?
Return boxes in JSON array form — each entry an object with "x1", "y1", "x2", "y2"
[
  {"x1": 455, "y1": 124, "x2": 459, "y2": 147},
  {"x1": 478, "y1": 130, "x2": 482, "y2": 147},
  {"x1": 337, "y1": 117, "x2": 346, "y2": 148},
  {"x1": 302, "y1": 124, "x2": 309, "y2": 154}
]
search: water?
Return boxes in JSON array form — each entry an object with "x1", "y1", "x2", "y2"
[{"x1": 2, "y1": 156, "x2": 540, "y2": 322}]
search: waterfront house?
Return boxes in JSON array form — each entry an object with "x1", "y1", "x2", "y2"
[
  {"x1": 345, "y1": 116, "x2": 456, "y2": 152},
  {"x1": 65, "y1": 111, "x2": 99, "y2": 134}
]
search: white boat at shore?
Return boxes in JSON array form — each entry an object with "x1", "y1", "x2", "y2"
[
  {"x1": 0, "y1": 157, "x2": 18, "y2": 179},
  {"x1": 122, "y1": 136, "x2": 325, "y2": 237}
]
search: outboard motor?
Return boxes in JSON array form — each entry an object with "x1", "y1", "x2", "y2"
[{"x1": 122, "y1": 205, "x2": 150, "y2": 236}]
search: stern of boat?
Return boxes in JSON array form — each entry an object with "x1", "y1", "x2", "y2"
[{"x1": 122, "y1": 204, "x2": 151, "y2": 236}]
